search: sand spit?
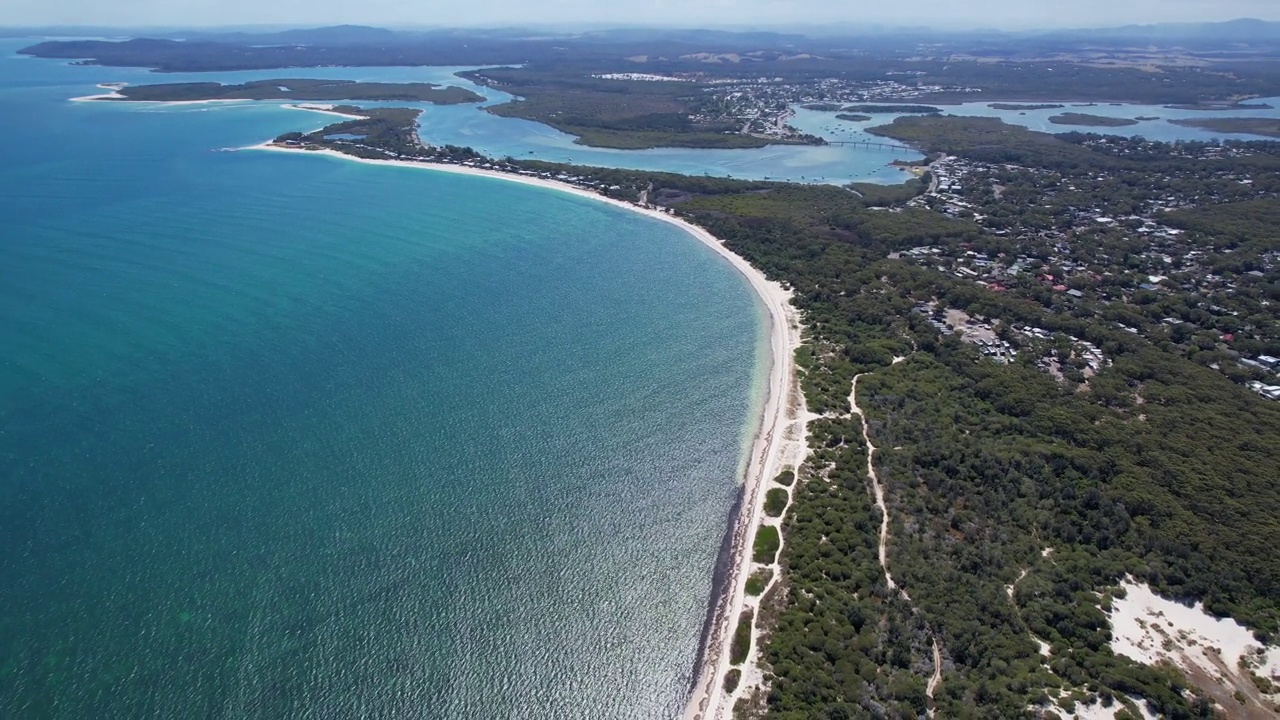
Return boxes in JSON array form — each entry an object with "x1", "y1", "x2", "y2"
[
  {"x1": 242, "y1": 142, "x2": 807, "y2": 720},
  {"x1": 1108, "y1": 579, "x2": 1280, "y2": 717},
  {"x1": 280, "y1": 103, "x2": 367, "y2": 119},
  {"x1": 70, "y1": 82, "x2": 125, "y2": 102}
]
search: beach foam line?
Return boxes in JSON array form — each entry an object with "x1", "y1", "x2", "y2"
[{"x1": 243, "y1": 142, "x2": 806, "y2": 720}]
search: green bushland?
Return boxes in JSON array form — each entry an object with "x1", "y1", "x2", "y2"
[
  {"x1": 723, "y1": 668, "x2": 741, "y2": 693},
  {"x1": 774, "y1": 470, "x2": 795, "y2": 486},
  {"x1": 745, "y1": 568, "x2": 773, "y2": 596},
  {"x1": 849, "y1": 177, "x2": 927, "y2": 207},
  {"x1": 730, "y1": 610, "x2": 754, "y2": 665},
  {"x1": 764, "y1": 488, "x2": 789, "y2": 517},
  {"x1": 752, "y1": 526, "x2": 781, "y2": 565}
]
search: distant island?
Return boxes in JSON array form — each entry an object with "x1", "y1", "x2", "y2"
[
  {"x1": 988, "y1": 103, "x2": 1065, "y2": 111},
  {"x1": 802, "y1": 103, "x2": 941, "y2": 115},
  {"x1": 1165, "y1": 101, "x2": 1275, "y2": 111},
  {"x1": 1047, "y1": 112, "x2": 1140, "y2": 127},
  {"x1": 98, "y1": 79, "x2": 484, "y2": 104},
  {"x1": 1168, "y1": 117, "x2": 1280, "y2": 138},
  {"x1": 1135, "y1": 116, "x2": 1161, "y2": 121},
  {"x1": 840, "y1": 104, "x2": 942, "y2": 114},
  {"x1": 835, "y1": 113, "x2": 872, "y2": 122}
]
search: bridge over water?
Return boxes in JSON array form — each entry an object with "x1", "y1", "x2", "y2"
[{"x1": 825, "y1": 139, "x2": 914, "y2": 151}]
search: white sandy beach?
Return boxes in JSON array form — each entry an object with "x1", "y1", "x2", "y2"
[
  {"x1": 70, "y1": 82, "x2": 125, "y2": 102},
  {"x1": 280, "y1": 103, "x2": 368, "y2": 119},
  {"x1": 244, "y1": 140, "x2": 807, "y2": 720}
]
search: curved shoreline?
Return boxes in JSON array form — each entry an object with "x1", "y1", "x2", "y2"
[{"x1": 243, "y1": 141, "x2": 806, "y2": 720}]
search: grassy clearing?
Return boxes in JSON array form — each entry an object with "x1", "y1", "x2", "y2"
[
  {"x1": 752, "y1": 526, "x2": 781, "y2": 564},
  {"x1": 730, "y1": 610, "x2": 754, "y2": 665}
]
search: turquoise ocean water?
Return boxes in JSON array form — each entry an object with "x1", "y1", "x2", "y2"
[{"x1": 0, "y1": 42, "x2": 767, "y2": 717}]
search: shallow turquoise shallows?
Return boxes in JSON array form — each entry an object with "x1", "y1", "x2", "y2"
[{"x1": 0, "y1": 41, "x2": 767, "y2": 718}]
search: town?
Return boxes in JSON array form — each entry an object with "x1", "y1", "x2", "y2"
[{"x1": 884, "y1": 133, "x2": 1280, "y2": 398}]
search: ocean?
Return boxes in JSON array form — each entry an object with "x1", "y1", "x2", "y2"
[{"x1": 0, "y1": 41, "x2": 765, "y2": 718}]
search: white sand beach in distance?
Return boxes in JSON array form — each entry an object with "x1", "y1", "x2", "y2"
[
  {"x1": 280, "y1": 103, "x2": 367, "y2": 119},
  {"x1": 243, "y1": 138, "x2": 808, "y2": 720},
  {"x1": 70, "y1": 82, "x2": 126, "y2": 102}
]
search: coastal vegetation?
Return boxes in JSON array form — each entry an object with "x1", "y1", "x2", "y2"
[
  {"x1": 724, "y1": 669, "x2": 742, "y2": 693},
  {"x1": 745, "y1": 569, "x2": 773, "y2": 596},
  {"x1": 111, "y1": 78, "x2": 483, "y2": 104},
  {"x1": 763, "y1": 488, "x2": 788, "y2": 517},
  {"x1": 773, "y1": 470, "x2": 795, "y2": 486},
  {"x1": 752, "y1": 526, "x2": 780, "y2": 565},
  {"x1": 731, "y1": 610, "x2": 755, "y2": 665},
  {"x1": 1170, "y1": 117, "x2": 1280, "y2": 138},
  {"x1": 276, "y1": 106, "x2": 426, "y2": 154},
  {"x1": 1047, "y1": 112, "x2": 1140, "y2": 127},
  {"x1": 835, "y1": 113, "x2": 872, "y2": 122}
]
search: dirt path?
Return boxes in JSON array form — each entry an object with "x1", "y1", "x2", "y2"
[
  {"x1": 927, "y1": 638, "x2": 943, "y2": 702},
  {"x1": 850, "y1": 374, "x2": 897, "y2": 591},
  {"x1": 849, "y1": 371, "x2": 944, "y2": 715}
]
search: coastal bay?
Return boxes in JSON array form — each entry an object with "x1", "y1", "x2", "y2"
[
  {"x1": 246, "y1": 138, "x2": 811, "y2": 720},
  {"x1": 0, "y1": 40, "x2": 768, "y2": 718}
]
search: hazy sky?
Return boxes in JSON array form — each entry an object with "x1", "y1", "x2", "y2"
[{"x1": 7, "y1": 0, "x2": 1279, "y2": 30}]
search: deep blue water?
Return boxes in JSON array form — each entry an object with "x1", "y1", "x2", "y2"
[{"x1": 0, "y1": 41, "x2": 766, "y2": 718}]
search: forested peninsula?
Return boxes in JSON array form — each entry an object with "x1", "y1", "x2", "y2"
[
  {"x1": 101, "y1": 78, "x2": 483, "y2": 104},
  {"x1": 1170, "y1": 117, "x2": 1280, "y2": 139},
  {"x1": 273, "y1": 108, "x2": 1280, "y2": 718}
]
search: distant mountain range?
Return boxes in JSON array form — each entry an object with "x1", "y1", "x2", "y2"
[{"x1": 5, "y1": 19, "x2": 1280, "y2": 45}]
